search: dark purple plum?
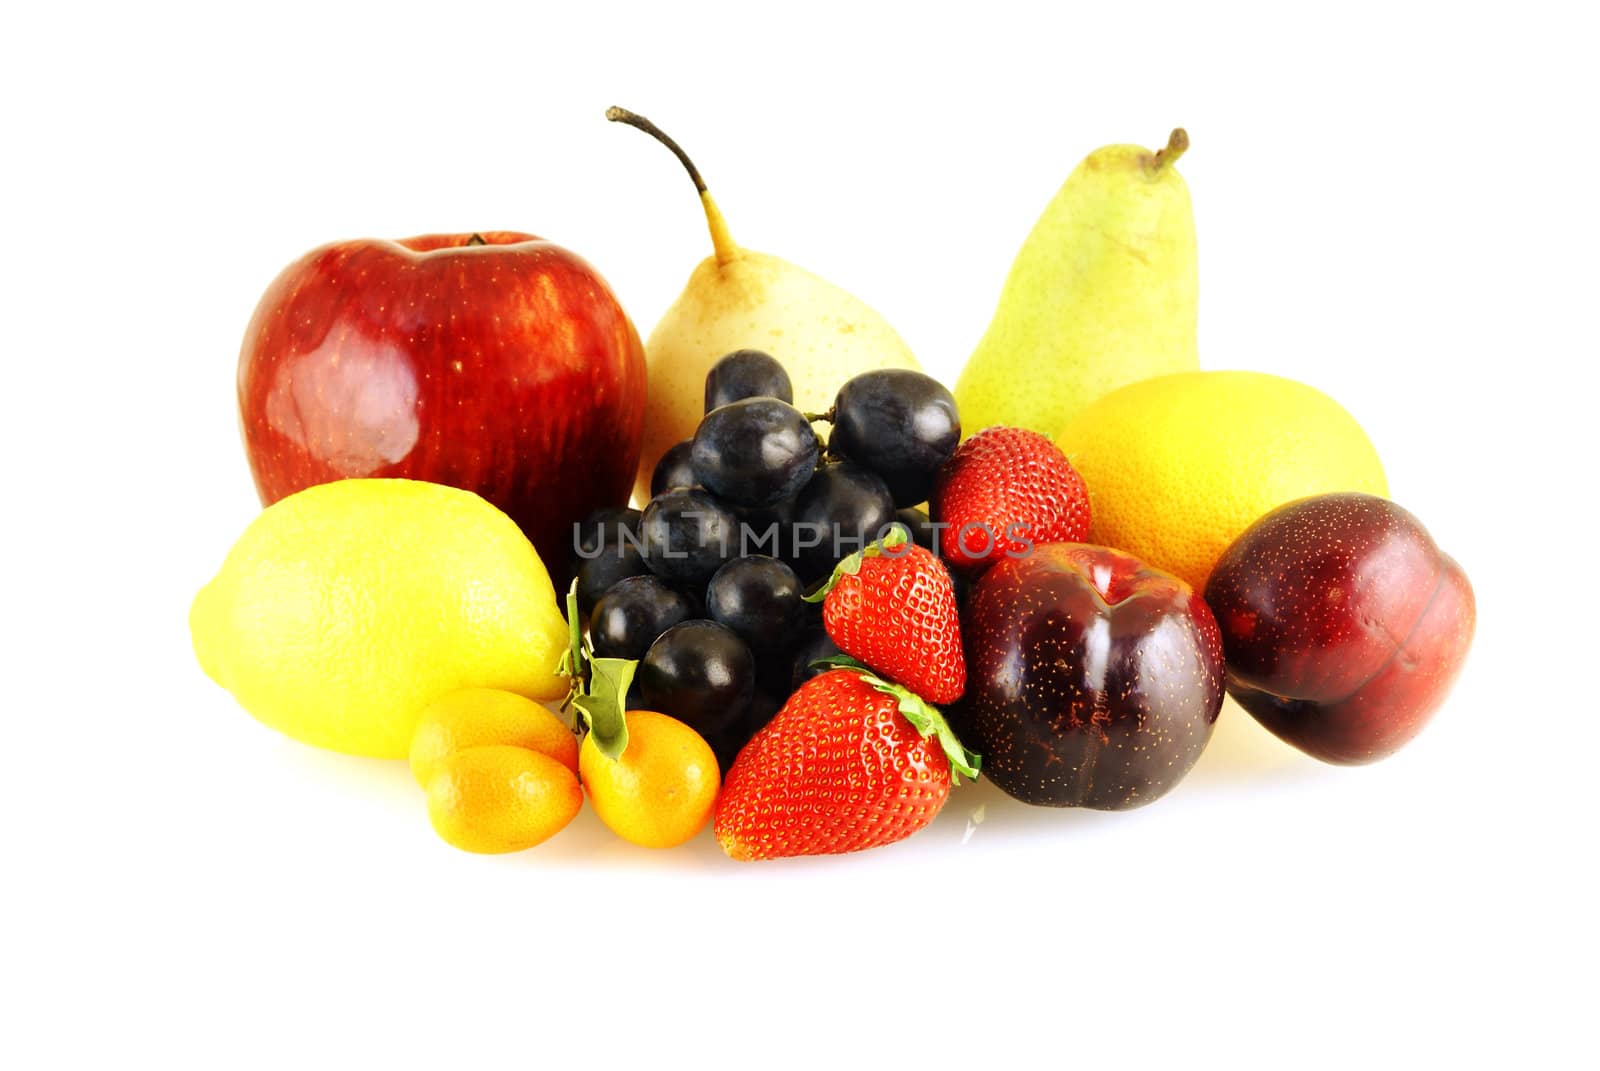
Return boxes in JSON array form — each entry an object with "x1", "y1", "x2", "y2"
[{"x1": 952, "y1": 543, "x2": 1224, "y2": 809}]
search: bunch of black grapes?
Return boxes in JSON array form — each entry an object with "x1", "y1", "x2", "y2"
[{"x1": 571, "y1": 349, "x2": 960, "y2": 770}]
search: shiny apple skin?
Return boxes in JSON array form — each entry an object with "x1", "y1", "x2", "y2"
[
  {"x1": 238, "y1": 232, "x2": 647, "y2": 573},
  {"x1": 1204, "y1": 492, "x2": 1475, "y2": 765},
  {"x1": 952, "y1": 543, "x2": 1225, "y2": 810}
]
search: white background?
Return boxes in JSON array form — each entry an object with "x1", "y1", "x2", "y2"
[{"x1": 5, "y1": 2, "x2": 1595, "y2": 1067}]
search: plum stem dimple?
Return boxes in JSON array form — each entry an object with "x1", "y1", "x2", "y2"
[{"x1": 606, "y1": 106, "x2": 741, "y2": 267}]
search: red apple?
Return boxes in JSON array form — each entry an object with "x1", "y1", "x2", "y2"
[
  {"x1": 1203, "y1": 492, "x2": 1475, "y2": 764},
  {"x1": 238, "y1": 231, "x2": 647, "y2": 573},
  {"x1": 952, "y1": 543, "x2": 1225, "y2": 809}
]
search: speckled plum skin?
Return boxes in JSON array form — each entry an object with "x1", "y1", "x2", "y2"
[
  {"x1": 952, "y1": 543, "x2": 1225, "y2": 809},
  {"x1": 1204, "y1": 492, "x2": 1474, "y2": 765},
  {"x1": 238, "y1": 232, "x2": 647, "y2": 574}
]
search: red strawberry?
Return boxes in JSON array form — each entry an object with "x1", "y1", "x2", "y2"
[
  {"x1": 932, "y1": 426, "x2": 1091, "y2": 573},
  {"x1": 805, "y1": 527, "x2": 965, "y2": 703},
  {"x1": 714, "y1": 667, "x2": 980, "y2": 861}
]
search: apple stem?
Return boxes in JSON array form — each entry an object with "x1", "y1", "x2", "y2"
[
  {"x1": 1151, "y1": 128, "x2": 1189, "y2": 171},
  {"x1": 607, "y1": 106, "x2": 740, "y2": 267},
  {"x1": 466, "y1": 233, "x2": 486, "y2": 246}
]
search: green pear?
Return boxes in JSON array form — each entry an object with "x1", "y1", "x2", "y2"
[
  {"x1": 954, "y1": 129, "x2": 1198, "y2": 437},
  {"x1": 608, "y1": 108, "x2": 920, "y2": 503}
]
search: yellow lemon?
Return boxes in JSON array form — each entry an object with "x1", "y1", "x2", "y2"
[
  {"x1": 1056, "y1": 371, "x2": 1387, "y2": 591},
  {"x1": 190, "y1": 479, "x2": 568, "y2": 758},
  {"x1": 425, "y1": 745, "x2": 582, "y2": 854},
  {"x1": 580, "y1": 711, "x2": 719, "y2": 849},
  {"x1": 410, "y1": 688, "x2": 579, "y2": 788}
]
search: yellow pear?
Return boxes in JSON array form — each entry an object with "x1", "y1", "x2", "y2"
[
  {"x1": 608, "y1": 108, "x2": 920, "y2": 503},
  {"x1": 954, "y1": 129, "x2": 1199, "y2": 436}
]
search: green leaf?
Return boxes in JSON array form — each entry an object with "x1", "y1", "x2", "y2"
[
  {"x1": 858, "y1": 672, "x2": 981, "y2": 782},
  {"x1": 801, "y1": 526, "x2": 911, "y2": 603},
  {"x1": 573, "y1": 656, "x2": 635, "y2": 761},
  {"x1": 558, "y1": 578, "x2": 638, "y2": 760}
]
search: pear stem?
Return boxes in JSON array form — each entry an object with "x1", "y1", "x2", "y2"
[
  {"x1": 1152, "y1": 128, "x2": 1189, "y2": 171},
  {"x1": 607, "y1": 106, "x2": 741, "y2": 267}
]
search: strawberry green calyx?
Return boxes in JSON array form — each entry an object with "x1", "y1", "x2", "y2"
[
  {"x1": 802, "y1": 525, "x2": 912, "y2": 604},
  {"x1": 869, "y1": 676, "x2": 981, "y2": 782},
  {"x1": 559, "y1": 581, "x2": 633, "y2": 761},
  {"x1": 811, "y1": 656, "x2": 981, "y2": 781}
]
